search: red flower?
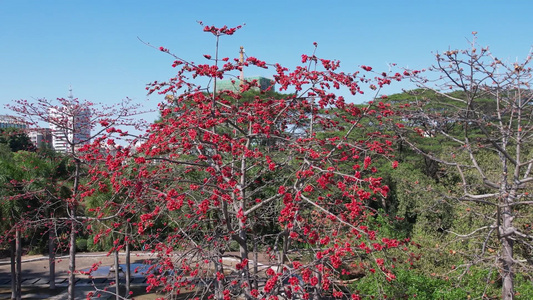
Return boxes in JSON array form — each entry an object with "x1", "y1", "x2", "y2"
[
  {"x1": 278, "y1": 186, "x2": 286, "y2": 194},
  {"x1": 310, "y1": 276, "x2": 319, "y2": 286},
  {"x1": 364, "y1": 156, "x2": 372, "y2": 169}
]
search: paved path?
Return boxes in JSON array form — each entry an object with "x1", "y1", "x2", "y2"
[
  {"x1": 0, "y1": 252, "x2": 156, "y2": 299},
  {"x1": 0, "y1": 252, "x2": 156, "y2": 283},
  {"x1": 0, "y1": 252, "x2": 274, "y2": 299}
]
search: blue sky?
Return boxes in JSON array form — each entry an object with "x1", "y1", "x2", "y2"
[{"x1": 1, "y1": 0, "x2": 531, "y2": 123}]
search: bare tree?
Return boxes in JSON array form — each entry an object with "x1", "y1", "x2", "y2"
[
  {"x1": 389, "y1": 34, "x2": 533, "y2": 300},
  {"x1": 7, "y1": 95, "x2": 142, "y2": 300}
]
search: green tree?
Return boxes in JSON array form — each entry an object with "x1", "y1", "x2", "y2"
[
  {"x1": 0, "y1": 146, "x2": 61, "y2": 298},
  {"x1": 0, "y1": 128, "x2": 36, "y2": 152}
]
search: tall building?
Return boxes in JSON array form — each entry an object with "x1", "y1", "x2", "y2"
[
  {"x1": 29, "y1": 128, "x2": 53, "y2": 149},
  {"x1": 49, "y1": 89, "x2": 91, "y2": 153},
  {"x1": 0, "y1": 115, "x2": 27, "y2": 129}
]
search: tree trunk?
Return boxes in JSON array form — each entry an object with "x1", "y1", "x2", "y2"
[
  {"x1": 49, "y1": 226, "x2": 56, "y2": 290},
  {"x1": 501, "y1": 205, "x2": 515, "y2": 300},
  {"x1": 67, "y1": 216, "x2": 76, "y2": 300},
  {"x1": 238, "y1": 213, "x2": 251, "y2": 297},
  {"x1": 15, "y1": 229, "x2": 22, "y2": 300},
  {"x1": 68, "y1": 157, "x2": 80, "y2": 300},
  {"x1": 236, "y1": 150, "x2": 251, "y2": 297},
  {"x1": 125, "y1": 233, "x2": 131, "y2": 298},
  {"x1": 114, "y1": 249, "x2": 120, "y2": 300},
  {"x1": 253, "y1": 236, "x2": 258, "y2": 292},
  {"x1": 10, "y1": 238, "x2": 15, "y2": 300},
  {"x1": 213, "y1": 251, "x2": 225, "y2": 300}
]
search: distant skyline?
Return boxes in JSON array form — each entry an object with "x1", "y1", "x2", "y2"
[{"x1": 1, "y1": 0, "x2": 531, "y2": 124}]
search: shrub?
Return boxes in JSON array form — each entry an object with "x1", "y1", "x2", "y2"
[{"x1": 75, "y1": 238, "x2": 88, "y2": 252}]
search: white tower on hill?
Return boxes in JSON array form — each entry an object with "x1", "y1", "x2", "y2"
[{"x1": 49, "y1": 88, "x2": 91, "y2": 153}]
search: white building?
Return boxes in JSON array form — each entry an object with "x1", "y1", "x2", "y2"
[
  {"x1": 0, "y1": 115, "x2": 27, "y2": 129},
  {"x1": 29, "y1": 128, "x2": 53, "y2": 149},
  {"x1": 49, "y1": 89, "x2": 91, "y2": 153}
]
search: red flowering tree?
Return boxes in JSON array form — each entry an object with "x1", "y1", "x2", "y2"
[
  {"x1": 7, "y1": 96, "x2": 142, "y2": 300},
  {"x1": 106, "y1": 24, "x2": 409, "y2": 299}
]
